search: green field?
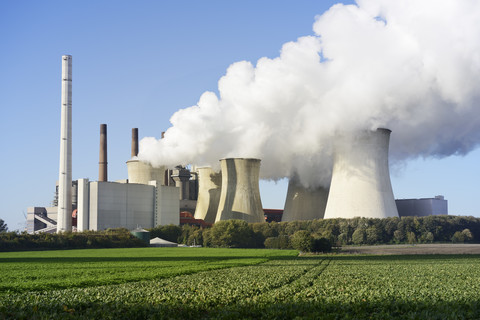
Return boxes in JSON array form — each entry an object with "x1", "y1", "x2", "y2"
[{"x1": 1, "y1": 248, "x2": 479, "y2": 319}]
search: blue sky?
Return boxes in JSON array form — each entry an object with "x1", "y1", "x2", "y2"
[{"x1": 1, "y1": 0, "x2": 478, "y2": 231}]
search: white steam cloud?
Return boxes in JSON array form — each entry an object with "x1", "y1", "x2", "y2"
[{"x1": 139, "y1": 0, "x2": 480, "y2": 188}]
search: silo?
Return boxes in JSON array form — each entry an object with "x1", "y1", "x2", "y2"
[
  {"x1": 126, "y1": 128, "x2": 165, "y2": 184},
  {"x1": 127, "y1": 159, "x2": 166, "y2": 185},
  {"x1": 282, "y1": 176, "x2": 329, "y2": 221},
  {"x1": 130, "y1": 228, "x2": 150, "y2": 244},
  {"x1": 215, "y1": 158, "x2": 264, "y2": 223},
  {"x1": 324, "y1": 128, "x2": 399, "y2": 219},
  {"x1": 194, "y1": 167, "x2": 222, "y2": 224}
]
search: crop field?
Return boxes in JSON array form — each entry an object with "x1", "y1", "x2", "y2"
[{"x1": 1, "y1": 249, "x2": 480, "y2": 319}]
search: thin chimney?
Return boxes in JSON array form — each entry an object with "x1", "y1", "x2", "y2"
[
  {"x1": 57, "y1": 55, "x2": 73, "y2": 232},
  {"x1": 132, "y1": 128, "x2": 138, "y2": 157},
  {"x1": 99, "y1": 124, "x2": 107, "y2": 182}
]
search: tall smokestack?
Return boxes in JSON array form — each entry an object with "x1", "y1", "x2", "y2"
[
  {"x1": 132, "y1": 128, "x2": 138, "y2": 157},
  {"x1": 324, "y1": 128, "x2": 399, "y2": 219},
  {"x1": 282, "y1": 175, "x2": 329, "y2": 221},
  {"x1": 99, "y1": 124, "x2": 107, "y2": 182},
  {"x1": 57, "y1": 55, "x2": 73, "y2": 232},
  {"x1": 194, "y1": 167, "x2": 222, "y2": 224},
  {"x1": 215, "y1": 158, "x2": 264, "y2": 223}
]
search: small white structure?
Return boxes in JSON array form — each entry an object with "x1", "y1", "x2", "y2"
[
  {"x1": 324, "y1": 128, "x2": 399, "y2": 219},
  {"x1": 150, "y1": 237, "x2": 178, "y2": 247}
]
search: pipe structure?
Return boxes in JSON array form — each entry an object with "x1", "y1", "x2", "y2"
[
  {"x1": 324, "y1": 128, "x2": 399, "y2": 219},
  {"x1": 99, "y1": 124, "x2": 108, "y2": 182},
  {"x1": 282, "y1": 175, "x2": 329, "y2": 221},
  {"x1": 131, "y1": 128, "x2": 138, "y2": 157},
  {"x1": 57, "y1": 55, "x2": 73, "y2": 232},
  {"x1": 194, "y1": 167, "x2": 222, "y2": 224},
  {"x1": 215, "y1": 158, "x2": 264, "y2": 223},
  {"x1": 172, "y1": 166, "x2": 191, "y2": 200}
]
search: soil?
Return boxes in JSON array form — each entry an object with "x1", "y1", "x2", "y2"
[{"x1": 338, "y1": 243, "x2": 480, "y2": 255}]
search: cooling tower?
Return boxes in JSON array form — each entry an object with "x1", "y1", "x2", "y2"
[
  {"x1": 215, "y1": 158, "x2": 264, "y2": 223},
  {"x1": 324, "y1": 128, "x2": 399, "y2": 219},
  {"x1": 194, "y1": 167, "x2": 222, "y2": 224},
  {"x1": 99, "y1": 124, "x2": 107, "y2": 182},
  {"x1": 57, "y1": 55, "x2": 72, "y2": 232},
  {"x1": 282, "y1": 175, "x2": 329, "y2": 221}
]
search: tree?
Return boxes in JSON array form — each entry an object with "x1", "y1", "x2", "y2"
[
  {"x1": 352, "y1": 228, "x2": 366, "y2": 245},
  {"x1": 0, "y1": 219, "x2": 7, "y2": 233},
  {"x1": 290, "y1": 230, "x2": 314, "y2": 252}
]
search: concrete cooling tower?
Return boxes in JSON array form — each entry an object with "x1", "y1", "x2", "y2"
[
  {"x1": 215, "y1": 158, "x2": 264, "y2": 223},
  {"x1": 194, "y1": 167, "x2": 222, "y2": 224},
  {"x1": 324, "y1": 128, "x2": 399, "y2": 219},
  {"x1": 282, "y1": 176, "x2": 329, "y2": 221}
]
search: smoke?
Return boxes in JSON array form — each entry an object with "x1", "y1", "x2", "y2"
[{"x1": 139, "y1": 0, "x2": 480, "y2": 188}]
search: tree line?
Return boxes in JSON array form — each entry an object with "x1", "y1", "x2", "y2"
[
  {"x1": 0, "y1": 229, "x2": 147, "y2": 252},
  {"x1": 1, "y1": 215, "x2": 478, "y2": 252},
  {"x1": 150, "y1": 215, "x2": 480, "y2": 251}
]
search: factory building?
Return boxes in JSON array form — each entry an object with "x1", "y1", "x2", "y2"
[{"x1": 396, "y1": 196, "x2": 448, "y2": 217}]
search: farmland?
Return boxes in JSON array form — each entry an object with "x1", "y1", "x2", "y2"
[{"x1": 1, "y1": 248, "x2": 480, "y2": 319}]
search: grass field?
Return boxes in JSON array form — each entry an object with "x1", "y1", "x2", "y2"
[{"x1": 1, "y1": 248, "x2": 479, "y2": 319}]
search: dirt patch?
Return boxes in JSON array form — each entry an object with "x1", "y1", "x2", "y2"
[{"x1": 339, "y1": 243, "x2": 480, "y2": 255}]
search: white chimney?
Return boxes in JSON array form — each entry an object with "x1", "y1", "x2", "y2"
[{"x1": 57, "y1": 55, "x2": 73, "y2": 232}]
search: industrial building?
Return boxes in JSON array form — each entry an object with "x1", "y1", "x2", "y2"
[{"x1": 396, "y1": 196, "x2": 448, "y2": 217}]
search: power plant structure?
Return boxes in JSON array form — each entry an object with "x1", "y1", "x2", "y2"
[
  {"x1": 324, "y1": 128, "x2": 399, "y2": 219},
  {"x1": 215, "y1": 158, "x2": 264, "y2": 223},
  {"x1": 194, "y1": 167, "x2": 222, "y2": 224},
  {"x1": 26, "y1": 56, "x2": 448, "y2": 233},
  {"x1": 282, "y1": 175, "x2": 329, "y2": 221},
  {"x1": 57, "y1": 55, "x2": 73, "y2": 232}
]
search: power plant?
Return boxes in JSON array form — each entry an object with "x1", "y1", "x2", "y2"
[{"x1": 26, "y1": 56, "x2": 448, "y2": 233}]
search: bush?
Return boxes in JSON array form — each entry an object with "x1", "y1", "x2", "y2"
[
  {"x1": 291, "y1": 230, "x2": 314, "y2": 252},
  {"x1": 264, "y1": 235, "x2": 291, "y2": 249},
  {"x1": 313, "y1": 237, "x2": 332, "y2": 252}
]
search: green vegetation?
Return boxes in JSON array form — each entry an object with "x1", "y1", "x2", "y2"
[
  {"x1": 0, "y1": 247, "x2": 297, "y2": 293},
  {"x1": 152, "y1": 215, "x2": 480, "y2": 249},
  {"x1": 1, "y1": 249, "x2": 479, "y2": 319},
  {"x1": 0, "y1": 219, "x2": 7, "y2": 233},
  {"x1": 0, "y1": 228, "x2": 146, "y2": 252}
]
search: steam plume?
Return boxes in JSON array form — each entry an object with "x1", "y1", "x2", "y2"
[{"x1": 139, "y1": 0, "x2": 480, "y2": 188}]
